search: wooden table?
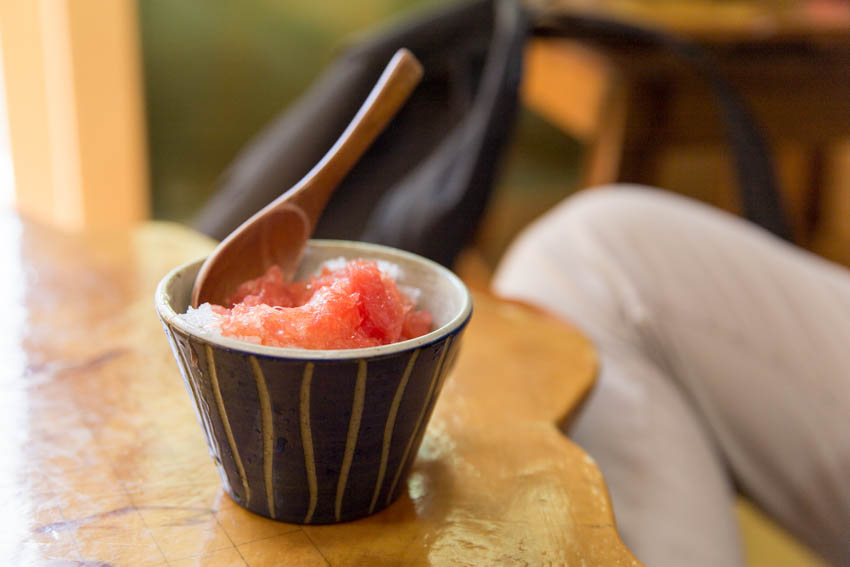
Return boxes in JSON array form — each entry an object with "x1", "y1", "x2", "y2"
[{"x1": 0, "y1": 214, "x2": 641, "y2": 566}]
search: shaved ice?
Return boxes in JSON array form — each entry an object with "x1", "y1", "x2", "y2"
[{"x1": 181, "y1": 258, "x2": 432, "y2": 350}]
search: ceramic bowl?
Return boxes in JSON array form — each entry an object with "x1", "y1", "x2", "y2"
[{"x1": 155, "y1": 240, "x2": 472, "y2": 524}]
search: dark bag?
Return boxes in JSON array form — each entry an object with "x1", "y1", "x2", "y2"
[{"x1": 194, "y1": 0, "x2": 790, "y2": 268}]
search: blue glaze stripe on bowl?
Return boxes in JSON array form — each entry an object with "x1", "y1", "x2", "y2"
[
  {"x1": 397, "y1": 334, "x2": 464, "y2": 492},
  {"x1": 165, "y1": 327, "x2": 235, "y2": 493},
  {"x1": 206, "y1": 344, "x2": 251, "y2": 504},
  {"x1": 300, "y1": 362, "x2": 318, "y2": 524},
  {"x1": 335, "y1": 359, "x2": 368, "y2": 522},
  {"x1": 385, "y1": 335, "x2": 454, "y2": 506},
  {"x1": 369, "y1": 347, "x2": 420, "y2": 514},
  {"x1": 163, "y1": 325, "x2": 215, "y2": 450},
  {"x1": 248, "y1": 356, "x2": 276, "y2": 519},
  {"x1": 422, "y1": 335, "x2": 463, "y2": 436}
]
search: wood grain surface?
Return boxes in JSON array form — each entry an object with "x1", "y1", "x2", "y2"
[{"x1": 0, "y1": 214, "x2": 641, "y2": 566}]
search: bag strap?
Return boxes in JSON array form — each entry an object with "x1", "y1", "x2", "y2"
[{"x1": 530, "y1": 11, "x2": 792, "y2": 241}]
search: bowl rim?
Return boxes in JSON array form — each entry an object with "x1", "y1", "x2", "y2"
[{"x1": 155, "y1": 239, "x2": 473, "y2": 360}]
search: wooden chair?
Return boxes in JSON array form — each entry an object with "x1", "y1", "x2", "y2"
[{"x1": 520, "y1": 0, "x2": 850, "y2": 267}]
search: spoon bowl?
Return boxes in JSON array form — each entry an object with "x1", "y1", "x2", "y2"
[{"x1": 191, "y1": 49, "x2": 423, "y2": 307}]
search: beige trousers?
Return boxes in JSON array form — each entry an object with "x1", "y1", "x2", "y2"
[{"x1": 492, "y1": 186, "x2": 850, "y2": 566}]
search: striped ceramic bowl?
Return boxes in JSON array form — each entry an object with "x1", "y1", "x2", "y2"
[{"x1": 155, "y1": 240, "x2": 472, "y2": 524}]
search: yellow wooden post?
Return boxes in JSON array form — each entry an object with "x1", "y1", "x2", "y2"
[{"x1": 0, "y1": 0, "x2": 148, "y2": 230}]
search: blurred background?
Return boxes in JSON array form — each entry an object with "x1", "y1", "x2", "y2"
[
  {"x1": 4, "y1": 0, "x2": 848, "y2": 273},
  {"x1": 141, "y1": 0, "x2": 450, "y2": 223},
  {"x1": 136, "y1": 0, "x2": 850, "y2": 271},
  {"x1": 138, "y1": 0, "x2": 579, "y2": 267}
]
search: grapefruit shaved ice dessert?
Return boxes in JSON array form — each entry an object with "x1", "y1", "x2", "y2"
[{"x1": 181, "y1": 258, "x2": 433, "y2": 350}]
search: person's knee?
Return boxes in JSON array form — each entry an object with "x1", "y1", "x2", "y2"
[
  {"x1": 534, "y1": 185, "x2": 692, "y2": 242},
  {"x1": 494, "y1": 186, "x2": 667, "y2": 341},
  {"x1": 497, "y1": 185, "x2": 680, "y2": 284}
]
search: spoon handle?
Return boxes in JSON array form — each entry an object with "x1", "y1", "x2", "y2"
[
  {"x1": 269, "y1": 48, "x2": 424, "y2": 229},
  {"x1": 190, "y1": 49, "x2": 422, "y2": 308}
]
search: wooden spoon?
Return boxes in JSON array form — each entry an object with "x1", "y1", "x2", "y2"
[{"x1": 191, "y1": 48, "x2": 423, "y2": 307}]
